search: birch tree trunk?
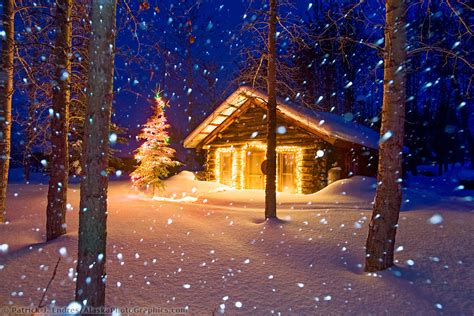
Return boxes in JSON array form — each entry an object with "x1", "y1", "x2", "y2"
[
  {"x1": 75, "y1": 0, "x2": 116, "y2": 308},
  {"x1": 365, "y1": 0, "x2": 407, "y2": 272},
  {"x1": 265, "y1": 0, "x2": 277, "y2": 219},
  {"x1": 46, "y1": 0, "x2": 72, "y2": 241},
  {"x1": 0, "y1": 0, "x2": 14, "y2": 223}
]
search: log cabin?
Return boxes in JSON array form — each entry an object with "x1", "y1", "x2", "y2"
[{"x1": 184, "y1": 87, "x2": 379, "y2": 194}]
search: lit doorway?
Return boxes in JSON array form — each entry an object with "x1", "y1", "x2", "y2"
[
  {"x1": 278, "y1": 152, "x2": 296, "y2": 193},
  {"x1": 219, "y1": 152, "x2": 233, "y2": 186},
  {"x1": 245, "y1": 150, "x2": 265, "y2": 189}
]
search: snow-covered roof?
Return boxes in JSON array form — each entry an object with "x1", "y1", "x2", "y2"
[{"x1": 184, "y1": 86, "x2": 380, "y2": 150}]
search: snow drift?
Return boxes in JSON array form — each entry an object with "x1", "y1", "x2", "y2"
[{"x1": 136, "y1": 171, "x2": 231, "y2": 202}]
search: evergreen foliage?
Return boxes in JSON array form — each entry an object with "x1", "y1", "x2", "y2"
[{"x1": 131, "y1": 92, "x2": 180, "y2": 191}]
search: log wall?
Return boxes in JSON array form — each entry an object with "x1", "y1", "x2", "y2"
[
  {"x1": 210, "y1": 105, "x2": 316, "y2": 146},
  {"x1": 204, "y1": 103, "x2": 331, "y2": 193},
  {"x1": 202, "y1": 100, "x2": 376, "y2": 193}
]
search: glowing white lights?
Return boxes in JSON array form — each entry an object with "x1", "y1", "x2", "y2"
[{"x1": 213, "y1": 142, "x2": 305, "y2": 193}]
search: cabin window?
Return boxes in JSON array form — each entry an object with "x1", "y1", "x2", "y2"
[
  {"x1": 245, "y1": 150, "x2": 265, "y2": 189},
  {"x1": 278, "y1": 152, "x2": 296, "y2": 193},
  {"x1": 219, "y1": 152, "x2": 233, "y2": 186}
]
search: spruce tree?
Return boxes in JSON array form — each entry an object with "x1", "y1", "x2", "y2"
[{"x1": 131, "y1": 92, "x2": 179, "y2": 192}]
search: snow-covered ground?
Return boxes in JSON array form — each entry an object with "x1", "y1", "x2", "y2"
[{"x1": 0, "y1": 169, "x2": 473, "y2": 314}]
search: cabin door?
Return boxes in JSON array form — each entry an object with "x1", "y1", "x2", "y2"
[
  {"x1": 245, "y1": 150, "x2": 265, "y2": 189},
  {"x1": 278, "y1": 152, "x2": 296, "y2": 193},
  {"x1": 219, "y1": 152, "x2": 233, "y2": 186}
]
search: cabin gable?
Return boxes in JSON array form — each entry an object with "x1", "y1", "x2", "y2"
[{"x1": 208, "y1": 101, "x2": 320, "y2": 147}]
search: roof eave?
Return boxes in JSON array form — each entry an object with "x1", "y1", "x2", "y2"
[{"x1": 183, "y1": 86, "x2": 257, "y2": 148}]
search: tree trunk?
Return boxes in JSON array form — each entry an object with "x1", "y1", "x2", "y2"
[
  {"x1": 46, "y1": 0, "x2": 72, "y2": 241},
  {"x1": 453, "y1": 75, "x2": 468, "y2": 167},
  {"x1": 22, "y1": 12, "x2": 40, "y2": 183},
  {"x1": 365, "y1": 0, "x2": 407, "y2": 272},
  {"x1": 342, "y1": 61, "x2": 355, "y2": 115},
  {"x1": 187, "y1": 35, "x2": 193, "y2": 131},
  {"x1": 469, "y1": 136, "x2": 474, "y2": 169},
  {"x1": 185, "y1": 27, "x2": 195, "y2": 170},
  {"x1": 0, "y1": 0, "x2": 14, "y2": 223},
  {"x1": 23, "y1": 85, "x2": 37, "y2": 182},
  {"x1": 75, "y1": 0, "x2": 116, "y2": 308},
  {"x1": 265, "y1": 0, "x2": 277, "y2": 219}
]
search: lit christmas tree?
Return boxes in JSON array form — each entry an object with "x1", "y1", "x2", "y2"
[{"x1": 131, "y1": 91, "x2": 180, "y2": 192}]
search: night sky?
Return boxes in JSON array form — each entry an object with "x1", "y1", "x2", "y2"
[
  {"x1": 109, "y1": 0, "x2": 319, "y2": 159},
  {"x1": 7, "y1": 0, "x2": 472, "y2": 164},
  {"x1": 111, "y1": 0, "x2": 250, "y2": 158}
]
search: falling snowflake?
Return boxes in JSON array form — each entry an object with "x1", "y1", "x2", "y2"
[{"x1": 428, "y1": 214, "x2": 443, "y2": 225}]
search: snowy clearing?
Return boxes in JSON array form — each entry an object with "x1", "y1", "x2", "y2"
[{"x1": 0, "y1": 171, "x2": 473, "y2": 314}]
